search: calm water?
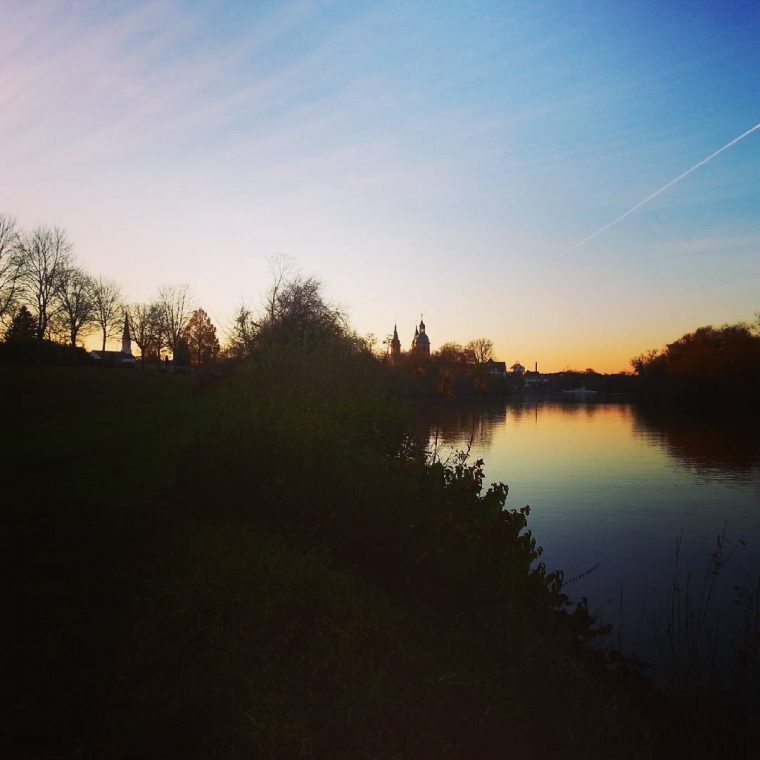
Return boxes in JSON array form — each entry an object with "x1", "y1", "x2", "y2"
[{"x1": 420, "y1": 399, "x2": 760, "y2": 666}]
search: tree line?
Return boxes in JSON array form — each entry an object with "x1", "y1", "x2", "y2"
[
  {"x1": 1, "y1": 210, "x2": 503, "y2": 372},
  {"x1": 0, "y1": 213, "x2": 220, "y2": 366},
  {"x1": 631, "y1": 319, "x2": 760, "y2": 405}
]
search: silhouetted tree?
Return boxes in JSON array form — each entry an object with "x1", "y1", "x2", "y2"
[
  {"x1": 130, "y1": 302, "x2": 162, "y2": 364},
  {"x1": 227, "y1": 305, "x2": 258, "y2": 359},
  {"x1": 466, "y1": 337, "x2": 493, "y2": 364},
  {"x1": 184, "y1": 308, "x2": 220, "y2": 366},
  {"x1": 16, "y1": 226, "x2": 72, "y2": 340},
  {"x1": 55, "y1": 265, "x2": 95, "y2": 347},
  {"x1": 259, "y1": 271, "x2": 345, "y2": 347},
  {"x1": 631, "y1": 323, "x2": 760, "y2": 403},
  {"x1": 435, "y1": 341, "x2": 471, "y2": 364},
  {"x1": 263, "y1": 255, "x2": 293, "y2": 323},
  {"x1": 174, "y1": 336, "x2": 191, "y2": 367},
  {"x1": 158, "y1": 284, "x2": 193, "y2": 358},
  {"x1": 0, "y1": 213, "x2": 21, "y2": 323},
  {"x1": 92, "y1": 277, "x2": 123, "y2": 351},
  {"x1": 4, "y1": 304, "x2": 36, "y2": 342}
]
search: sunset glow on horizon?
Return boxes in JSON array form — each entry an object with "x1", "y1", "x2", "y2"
[{"x1": 2, "y1": 1, "x2": 759, "y2": 372}]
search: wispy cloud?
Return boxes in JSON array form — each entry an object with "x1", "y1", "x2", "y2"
[
  {"x1": 651, "y1": 233, "x2": 760, "y2": 257},
  {"x1": 0, "y1": 0, "x2": 330, "y2": 174}
]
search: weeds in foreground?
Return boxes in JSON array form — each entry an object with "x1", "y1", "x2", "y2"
[{"x1": 664, "y1": 523, "x2": 744, "y2": 694}]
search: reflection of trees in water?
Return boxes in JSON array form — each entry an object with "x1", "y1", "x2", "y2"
[
  {"x1": 632, "y1": 404, "x2": 760, "y2": 481},
  {"x1": 419, "y1": 399, "x2": 508, "y2": 450},
  {"x1": 417, "y1": 400, "x2": 621, "y2": 452}
]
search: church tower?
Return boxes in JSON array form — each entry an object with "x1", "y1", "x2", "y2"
[
  {"x1": 390, "y1": 323, "x2": 401, "y2": 361},
  {"x1": 121, "y1": 313, "x2": 132, "y2": 355},
  {"x1": 410, "y1": 316, "x2": 430, "y2": 357},
  {"x1": 415, "y1": 317, "x2": 430, "y2": 357}
]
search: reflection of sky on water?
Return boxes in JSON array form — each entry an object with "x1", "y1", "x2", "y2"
[{"x1": 420, "y1": 400, "x2": 760, "y2": 667}]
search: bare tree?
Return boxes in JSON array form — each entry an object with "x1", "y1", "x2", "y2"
[
  {"x1": 130, "y1": 301, "x2": 163, "y2": 364},
  {"x1": 55, "y1": 265, "x2": 95, "y2": 347},
  {"x1": 263, "y1": 255, "x2": 293, "y2": 323},
  {"x1": 16, "y1": 226, "x2": 72, "y2": 340},
  {"x1": 466, "y1": 338, "x2": 494, "y2": 364},
  {"x1": 0, "y1": 213, "x2": 21, "y2": 323},
  {"x1": 158, "y1": 284, "x2": 193, "y2": 358},
  {"x1": 92, "y1": 277, "x2": 123, "y2": 351}
]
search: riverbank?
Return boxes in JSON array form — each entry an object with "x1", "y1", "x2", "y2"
[{"x1": 4, "y1": 359, "x2": 756, "y2": 757}]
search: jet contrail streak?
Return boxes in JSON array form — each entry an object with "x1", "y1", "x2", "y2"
[{"x1": 561, "y1": 122, "x2": 760, "y2": 256}]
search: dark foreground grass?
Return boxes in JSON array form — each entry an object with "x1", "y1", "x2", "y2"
[
  {"x1": 3, "y1": 361, "x2": 755, "y2": 758},
  {"x1": 3, "y1": 365, "x2": 218, "y2": 756}
]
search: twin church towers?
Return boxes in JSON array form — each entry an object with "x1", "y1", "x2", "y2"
[{"x1": 390, "y1": 317, "x2": 430, "y2": 360}]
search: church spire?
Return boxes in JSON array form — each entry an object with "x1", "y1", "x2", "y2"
[
  {"x1": 121, "y1": 312, "x2": 132, "y2": 355},
  {"x1": 390, "y1": 322, "x2": 401, "y2": 361}
]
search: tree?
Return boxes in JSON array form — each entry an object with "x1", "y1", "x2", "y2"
[
  {"x1": 630, "y1": 323, "x2": 760, "y2": 401},
  {"x1": 630, "y1": 349, "x2": 662, "y2": 376},
  {"x1": 260, "y1": 270, "x2": 345, "y2": 346},
  {"x1": 263, "y1": 255, "x2": 293, "y2": 323},
  {"x1": 158, "y1": 284, "x2": 193, "y2": 358},
  {"x1": 435, "y1": 341, "x2": 470, "y2": 364},
  {"x1": 174, "y1": 336, "x2": 191, "y2": 367},
  {"x1": 0, "y1": 213, "x2": 21, "y2": 323},
  {"x1": 466, "y1": 337, "x2": 494, "y2": 364},
  {"x1": 130, "y1": 302, "x2": 162, "y2": 364},
  {"x1": 4, "y1": 304, "x2": 36, "y2": 342},
  {"x1": 16, "y1": 226, "x2": 72, "y2": 340},
  {"x1": 55, "y1": 266, "x2": 95, "y2": 347},
  {"x1": 184, "y1": 308, "x2": 220, "y2": 366},
  {"x1": 227, "y1": 304, "x2": 258, "y2": 359},
  {"x1": 92, "y1": 277, "x2": 122, "y2": 351}
]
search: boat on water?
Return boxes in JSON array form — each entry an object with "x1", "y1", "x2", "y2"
[{"x1": 562, "y1": 387, "x2": 598, "y2": 397}]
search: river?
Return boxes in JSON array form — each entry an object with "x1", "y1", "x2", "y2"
[{"x1": 419, "y1": 398, "x2": 760, "y2": 676}]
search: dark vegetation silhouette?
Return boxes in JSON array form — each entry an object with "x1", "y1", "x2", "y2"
[
  {"x1": 184, "y1": 308, "x2": 221, "y2": 366},
  {"x1": 4, "y1": 304, "x2": 35, "y2": 342},
  {"x1": 0, "y1": 213, "x2": 219, "y2": 367},
  {"x1": 632, "y1": 322, "x2": 760, "y2": 408}
]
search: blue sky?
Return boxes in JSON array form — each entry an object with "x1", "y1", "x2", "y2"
[{"x1": 2, "y1": 0, "x2": 758, "y2": 370}]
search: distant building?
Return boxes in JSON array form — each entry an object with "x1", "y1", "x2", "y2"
[
  {"x1": 387, "y1": 316, "x2": 432, "y2": 360},
  {"x1": 485, "y1": 359, "x2": 507, "y2": 377},
  {"x1": 90, "y1": 314, "x2": 136, "y2": 367},
  {"x1": 524, "y1": 362, "x2": 549, "y2": 391},
  {"x1": 411, "y1": 317, "x2": 430, "y2": 357},
  {"x1": 510, "y1": 361, "x2": 526, "y2": 376}
]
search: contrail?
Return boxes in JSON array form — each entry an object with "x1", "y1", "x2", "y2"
[{"x1": 561, "y1": 121, "x2": 760, "y2": 256}]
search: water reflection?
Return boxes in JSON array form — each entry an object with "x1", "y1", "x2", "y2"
[
  {"x1": 415, "y1": 398, "x2": 760, "y2": 670},
  {"x1": 419, "y1": 398, "x2": 507, "y2": 449},
  {"x1": 420, "y1": 398, "x2": 760, "y2": 479},
  {"x1": 632, "y1": 404, "x2": 760, "y2": 483}
]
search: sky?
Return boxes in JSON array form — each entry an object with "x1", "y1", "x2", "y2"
[{"x1": 1, "y1": 0, "x2": 759, "y2": 372}]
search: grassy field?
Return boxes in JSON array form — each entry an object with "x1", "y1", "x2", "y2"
[{"x1": 3, "y1": 361, "x2": 753, "y2": 758}]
